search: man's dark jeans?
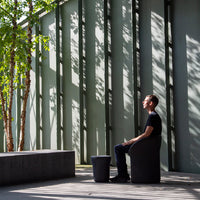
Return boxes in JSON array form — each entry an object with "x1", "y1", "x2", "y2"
[{"x1": 114, "y1": 143, "x2": 132, "y2": 177}]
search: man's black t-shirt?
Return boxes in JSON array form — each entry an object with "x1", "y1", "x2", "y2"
[{"x1": 144, "y1": 111, "x2": 162, "y2": 136}]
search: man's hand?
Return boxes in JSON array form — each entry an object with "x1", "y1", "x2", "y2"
[
  {"x1": 122, "y1": 141, "x2": 129, "y2": 146},
  {"x1": 121, "y1": 126, "x2": 154, "y2": 146},
  {"x1": 122, "y1": 139, "x2": 134, "y2": 146}
]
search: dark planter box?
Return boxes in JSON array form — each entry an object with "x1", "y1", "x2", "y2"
[{"x1": 0, "y1": 150, "x2": 75, "y2": 186}]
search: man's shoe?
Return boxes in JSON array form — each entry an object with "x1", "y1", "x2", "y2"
[{"x1": 110, "y1": 175, "x2": 130, "y2": 183}]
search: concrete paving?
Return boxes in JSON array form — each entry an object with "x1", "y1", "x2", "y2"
[{"x1": 0, "y1": 167, "x2": 200, "y2": 200}]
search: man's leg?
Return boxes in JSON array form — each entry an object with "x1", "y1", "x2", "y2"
[
  {"x1": 110, "y1": 144, "x2": 131, "y2": 183},
  {"x1": 114, "y1": 144, "x2": 131, "y2": 177}
]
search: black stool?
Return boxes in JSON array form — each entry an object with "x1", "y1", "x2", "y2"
[{"x1": 91, "y1": 155, "x2": 111, "y2": 182}]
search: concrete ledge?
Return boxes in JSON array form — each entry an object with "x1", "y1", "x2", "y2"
[{"x1": 0, "y1": 150, "x2": 75, "y2": 185}]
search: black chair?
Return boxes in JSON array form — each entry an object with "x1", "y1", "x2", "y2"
[{"x1": 128, "y1": 135, "x2": 161, "y2": 183}]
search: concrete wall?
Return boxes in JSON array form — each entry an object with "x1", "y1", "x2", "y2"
[{"x1": 1, "y1": 0, "x2": 200, "y2": 174}]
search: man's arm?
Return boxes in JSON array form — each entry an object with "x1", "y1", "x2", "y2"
[{"x1": 122, "y1": 126, "x2": 154, "y2": 146}]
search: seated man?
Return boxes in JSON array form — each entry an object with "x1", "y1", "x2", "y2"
[{"x1": 110, "y1": 94, "x2": 162, "y2": 183}]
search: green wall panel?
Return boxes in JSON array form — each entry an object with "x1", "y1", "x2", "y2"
[
  {"x1": 173, "y1": 0, "x2": 200, "y2": 174},
  {"x1": 139, "y1": 0, "x2": 168, "y2": 171},
  {"x1": 41, "y1": 11, "x2": 58, "y2": 149},
  {"x1": 62, "y1": 0, "x2": 80, "y2": 163},
  {"x1": 85, "y1": 0, "x2": 106, "y2": 162},
  {"x1": 110, "y1": 0, "x2": 134, "y2": 166}
]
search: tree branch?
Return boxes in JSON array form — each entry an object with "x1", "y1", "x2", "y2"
[{"x1": 0, "y1": 5, "x2": 13, "y2": 19}]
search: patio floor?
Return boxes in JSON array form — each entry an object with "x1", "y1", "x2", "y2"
[{"x1": 0, "y1": 166, "x2": 200, "y2": 200}]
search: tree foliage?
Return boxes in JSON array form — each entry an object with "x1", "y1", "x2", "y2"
[{"x1": 0, "y1": 0, "x2": 56, "y2": 151}]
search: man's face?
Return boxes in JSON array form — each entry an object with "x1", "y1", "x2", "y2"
[{"x1": 142, "y1": 96, "x2": 151, "y2": 109}]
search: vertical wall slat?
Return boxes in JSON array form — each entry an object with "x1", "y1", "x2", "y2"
[
  {"x1": 104, "y1": 0, "x2": 111, "y2": 155},
  {"x1": 79, "y1": 0, "x2": 85, "y2": 163},
  {"x1": 35, "y1": 23, "x2": 40, "y2": 149},
  {"x1": 164, "y1": 0, "x2": 176, "y2": 171},
  {"x1": 56, "y1": 0, "x2": 61, "y2": 149},
  {"x1": 132, "y1": 0, "x2": 140, "y2": 136}
]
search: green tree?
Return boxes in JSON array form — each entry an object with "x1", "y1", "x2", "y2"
[{"x1": 0, "y1": 0, "x2": 56, "y2": 152}]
